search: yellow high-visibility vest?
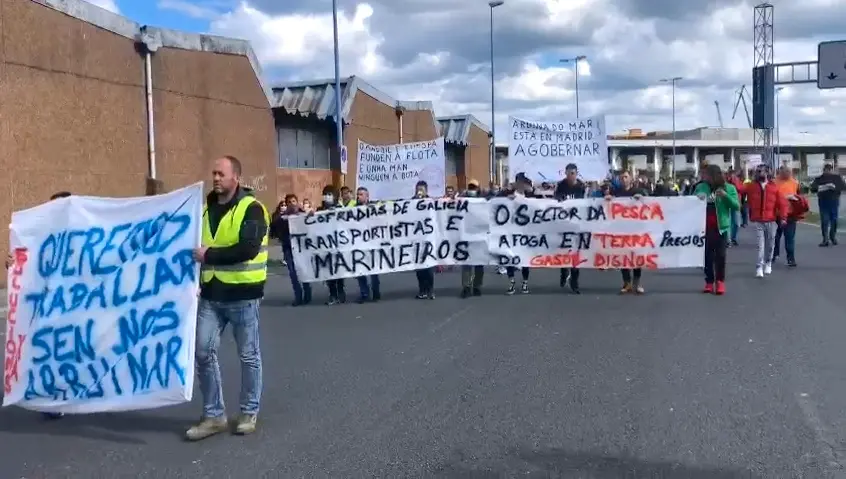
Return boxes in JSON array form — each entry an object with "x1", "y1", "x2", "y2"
[{"x1": 201, "y1": 196, "x2": 270, "y2": 285}]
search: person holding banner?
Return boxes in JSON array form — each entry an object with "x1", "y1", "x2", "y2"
[
  {"x1": 413, "y1": 180, "x2": 436, "y2": 299},
  {"x1": 353, "y1": 186, "x2": 381, "y2": 303},
  {"x1": 501, "y1": 173, "x2": 536, "y2": 295},
  {"x1": 187, "y1": 155, "x2": 269, "y2": 441},
  {"x1": 553, "y1": 163, "x2": 586, "y2": 294},
  {"x1": 317, "y1": 185, "x2": 347, "y2": 304},
  {"x1": 4, "y1": 190, "x2": 72, "y2": 420},
  {"x1": 695, "y1": 165, "x2": 740, "y2": 295},
  {"x1": 459, "y1": 180, "x2": 485, "y2": 298},
  {"x1": 271, "y1": 193, "x2": 311, "y2": 306},
  {"x1": 605, "y1": 171, "x2": 649, "y2": 294},
  {"x1": 339, "y1": 186, "x2": 357, "y2": 207}
]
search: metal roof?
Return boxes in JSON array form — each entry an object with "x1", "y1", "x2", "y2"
[
  {"x1": 271, "y1": 76, "x2": 439, "y2": 134},
  {"x1": 437, "y1": 115, "x2": 491, "y2": 146}
]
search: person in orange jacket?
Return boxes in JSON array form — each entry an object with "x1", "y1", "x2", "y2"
[
  {"x1": 773, "y1": 166, "x2": 805, "y2": 267},
  {"x1": 744, "y1": 164, "x2": 788, "y2": 278}
]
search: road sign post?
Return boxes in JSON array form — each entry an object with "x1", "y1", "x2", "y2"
[{"x1": 817, "y1": 40, "x2": 846, "y2": 89}]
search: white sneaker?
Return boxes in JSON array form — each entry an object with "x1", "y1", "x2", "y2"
[
  {"x1": 764, "y1": 263, "x2": 772, "y2": 275},
  {"x1": 755, "y1": 267, "x2": 764, "y2": 278}
]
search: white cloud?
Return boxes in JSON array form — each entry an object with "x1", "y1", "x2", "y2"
[{"x1": 187, "y1": 0, "x2": 846, "y2": 144}]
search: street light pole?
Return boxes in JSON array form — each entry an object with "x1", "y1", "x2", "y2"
[
  {"x1": 775, "y1": 86, "x2": 784, "y2": 162},
  {"x1": 332, "y1": 0, "x2": 344, "y2": 175},
  {"x1": 660, "y1": 77, "x2": 682, "y2": 177},
  {"x1": 488, "y1": 0, "x2": 503, "y2": 186},
  {"x1": 560, "y1": 55, "x2": 586, "y2": 117}
]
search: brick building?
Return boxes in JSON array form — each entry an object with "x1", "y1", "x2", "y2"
[
  {"x1": 272, "y1": 76, "x2": 491, "y2": 202},
  {"x1": 0, "y1": 0, "x2": 278, "y2": 285}
]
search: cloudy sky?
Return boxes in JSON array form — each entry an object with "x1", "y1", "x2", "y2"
[{"x1": 106, "y1": 0, "x2": 845, "y2": 144}]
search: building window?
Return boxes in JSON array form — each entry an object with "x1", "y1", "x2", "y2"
[
  {"x1": 277, "y1": 127, "x2": 331, "y2": 169},
  {"x1": 445, "y1": 146, "x2": 460, "y2": 176}
]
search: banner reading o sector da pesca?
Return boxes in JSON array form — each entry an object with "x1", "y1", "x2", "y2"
[{"x1": 288, "y1": 196, "x2": 705, "y2": 282}]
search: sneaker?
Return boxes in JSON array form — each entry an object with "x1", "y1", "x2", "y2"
[
  {"x1": 186, "y1": 416, "x2": 229, "y2": 441},
  {"x1": 506, "y1": 281, "x2": 516, "y2": 295},
  {"x1": 755, "y1": 267, "x2": 764, "y2": 278},
  {"x1": 570, "y1": 284, "x2": 581, "y2": 295},
  {"x1": 820, "y1": 241, "x2": 830, "y2": 247},
  {"x1": 416, "y1": 293, "x2": 427, "y2": 299},
  {"x1": 233, "y1": 414, "x2": 257, "y2": 435},
  {"x1": 42, "y1": 412, "x2": 64, "y2": 419},
  {"x1": 764, "y1": 263, "x2": 772, "y2": 275},
  {"x1": 472, "y1": 288, "x2": 482, "y2": 297},
  {"x1": 715, "y1": 281, "x2": 725, "y2": 295},
  {"x1": 731, "y1": 240, "x2": 739, "y2": 246},
  {"x1": 325, "y1": 297, "x2": 339, "y2": 306},
  {"x1": 619, "y1": 283, "x2": 633, "y2": 294},
  {"x1": 787, "y1": 260, "x2": 797, "y2": 268},
  {"x1": 521, "y1": 281, "x2": 529, "y2": 294},
  {"x1": 460, "y1": 287, "x2": 471, "y2": 299},
  {"x1": 427, "y1": 292, "x2": 436, "y2": 300},
  {"x1": 703, "y1": 283, "x2": 714, "y2": 294},
  {"x1": 633, "y1": 283, "x2": 645, "y2": 294},
  {"x1": 831, "y1": 237, "x2": 839, "y2": 246}
]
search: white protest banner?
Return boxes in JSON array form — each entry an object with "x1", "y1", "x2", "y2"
[
  {"x1": 489, "y1": 196, "x2": 705, "y2": 269},
  {"x1": 4, "y1": 183, "x2": 203, "y2": 414},
  {"x1": 289, "y1": 198, "x2": 489, "y2": 282},
  {"x1": 508, "y1": 115, "x2": 609, "y2": 183},
  {"x1": 356, "y1": 137, "x2": 446, "y2": 200}
]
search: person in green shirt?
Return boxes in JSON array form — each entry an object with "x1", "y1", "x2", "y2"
[{"x1": 694, "y1": 164, "x2": 740, "y2": 295}]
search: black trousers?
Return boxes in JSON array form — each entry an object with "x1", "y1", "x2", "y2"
[
  {"x1": 621, "y1": 269, "x2": 642, "y2": 284},
  {"x1": 327, "y1": 278, "x2": 346, "y2": 299},
  {"x1": 565, "y1": 268, "x2": 580, "y2": 287},
  {"x1": 704, "y1": 229, "x2": 727, "y2": 283},
  {"x1": 415, "y1": 267, "x2": 435, "y2": 294},
  {"x1": 507, "y1": 267, "x2": 530, "y2": 280}
]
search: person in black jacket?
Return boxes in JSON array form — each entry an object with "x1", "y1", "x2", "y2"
[
  {"x1": 413, "y1": 180, "x2": 436, "y2": 299},
  {"x1": 810, "y1": 163, "x2": 846, "y2": 246},
  {"x1": 271, "y1": 194, "x2": 311, "y2": 306},
  {"x1": 317, "y1": 185, "x2": 346, "y2": 305},
  {"x1": 605, "y1": 170, "x2": 649, "y2": 294},
  {"x1": 553, "y1": 163, "x2": 586, "y2": 294}
]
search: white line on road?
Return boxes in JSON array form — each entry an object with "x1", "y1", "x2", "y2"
[{"x1": 796, "y1": 392, "x2": 846, "y2": 474}]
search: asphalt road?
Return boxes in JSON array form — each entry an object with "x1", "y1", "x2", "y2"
[{"x1": 2, "y1": 224, "x2": 846, "y2": 478}]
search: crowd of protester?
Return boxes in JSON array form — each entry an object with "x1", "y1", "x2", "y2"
[{"x1": 270, "y1": 163, "x2": 841, "y2": 306}]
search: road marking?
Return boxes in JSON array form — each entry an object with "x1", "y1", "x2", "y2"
[
  {"x1": 429, "y1": 306, "x2": 472, "y2": 334},
  {"x1": 798, "y1": 221, "x2": 845, "y2": 234},
  {"x1": 796, "y1": 392, "x2": 846, "y2": 473}
]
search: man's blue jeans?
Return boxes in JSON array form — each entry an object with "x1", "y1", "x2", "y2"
[
  {"x1": 356, "y1": 275, "x2": 380, "y2": 299},
  {"x1": 283, "y1": 247, "x2": 311, "y2": 303},
  {"x1": 196, "y1": 298, "x2": 262, "y2": 418},
  {"x1": 773, "y1": 220, "x2": 796, "y2": 262},
  {"x1": 730, "y1": 210, "x2": 740, "y2": 243},
  {"x1": 819, "y1": 199, "x2": 840, "y2": 242}
]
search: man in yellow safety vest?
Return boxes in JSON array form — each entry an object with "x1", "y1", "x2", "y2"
[{"x1": 186, "y1": 155, "x2": 270, "y2": 441}]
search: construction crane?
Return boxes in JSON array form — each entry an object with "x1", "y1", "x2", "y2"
[
  {"x1": 714, "y1": 100, "x2": 724, "y2": 128},
  {"x1": 731, "y1": 85, "x2": 752, "y2": 128}
]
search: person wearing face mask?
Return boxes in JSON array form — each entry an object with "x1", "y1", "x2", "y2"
[
  {"x1": 553, "y1": 163, "x2": 586, "y2": 294},
  {"x1": 271, "y1": 194, "x2": 311, "y2": 306},
  {"x1": 459, "y1": 179, "x2": 485, "y2": 298},
  {"x1": 317, "y1": 185, "x2": 347, "y2": 304},
  {"x1": 605, "y1": 171, "x2": 649, "y2": 294},
  {"x1": 744, "y1": 165, "x2": 787, "y2": 278},
  {"x1": 413, "y1": 180, "x2": 436, "y2": 299}
]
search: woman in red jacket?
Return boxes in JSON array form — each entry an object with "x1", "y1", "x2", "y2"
[{"x1": 744, "y1": 165, "x2": 787, "y2": 278}]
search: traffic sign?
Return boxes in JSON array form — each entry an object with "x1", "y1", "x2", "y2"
[
  {"x1": 340, "y1": 145, "x2": 348, "y2": 175},
  {"x1": 817, "y1": 40, "x2": 846, "y2": 89}
]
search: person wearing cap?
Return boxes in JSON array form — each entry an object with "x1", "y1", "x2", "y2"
[
  {"x1": 459, "y1": 179, "x2": 485, "y2": 298},
  {"x1": 553, "y1": 163, "x2": 586, "y2": 294}
]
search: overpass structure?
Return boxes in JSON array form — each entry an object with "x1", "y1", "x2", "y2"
[{"x1": 496, "y1": 127, "x2": 846, "y2": 182}]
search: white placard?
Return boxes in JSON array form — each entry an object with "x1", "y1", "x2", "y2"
[
  {"x1": 508, "y1": 115, "x2": 609, "y2": 183},
  {"x1": 340, "y1": 145, "x2": 348, "y2": 175},
  {"x1": 489, "y1": 196, "x2": 705, "y2": 269},
  {"x1": 289, "y1": 198, "x2": 490, "y2": 282},
  {"x1": 356, "y1": 138, "x2": 446, "y2": 200},
  {"x1": 807, "y1": 165, "x2": 824, "y2": 177},
  {"x1": 4, "y1": 183, "x2": 203, "y2": 414},
  {"x1": 289, "y1": 196, "x2": 705, "y2": 280}
]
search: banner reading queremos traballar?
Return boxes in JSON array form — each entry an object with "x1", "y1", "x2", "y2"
[
  {"x1": 289, "y1": 196, "x2": 705, "y2": 281},
  {"x1": 4, "y1": 183, "x2": 203, "y2": 414},
  {"x1": 509, "y1": 115, "x2": 609, "y2": 183},
  {"x1": 489, "y1": 196, "x2": 705, "y2": 269},
  {"x1": 356, "y1": 138, "x2": 446, "y2": 200},
  {"x1": 289, "y1": 198, "x2": 490, "y2": 282}
]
